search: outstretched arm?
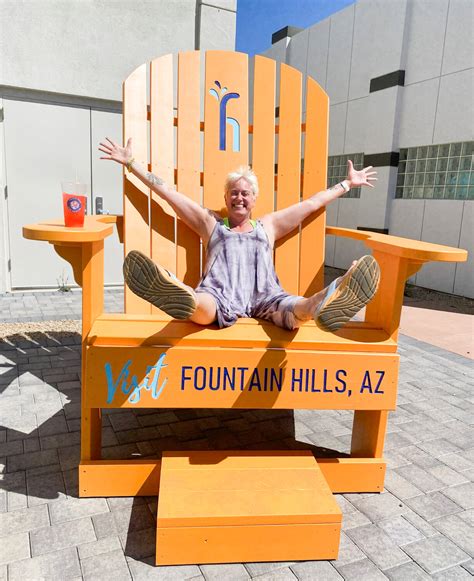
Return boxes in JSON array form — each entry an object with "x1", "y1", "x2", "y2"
[
  {"x1": 98, "y1": 137, "x2": 216, "y2": 243},
  {"x1": 260, "y1": 160, "x2": 377, "y2": 245}
]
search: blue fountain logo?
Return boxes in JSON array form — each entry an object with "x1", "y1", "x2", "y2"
[{"x1": 209, "y1": 81, "x2": 240, "y2": 152}]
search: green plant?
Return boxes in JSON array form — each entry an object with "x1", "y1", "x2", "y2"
[{"x1": 57, "y1": 270, "x2": 71, "y2": 293}]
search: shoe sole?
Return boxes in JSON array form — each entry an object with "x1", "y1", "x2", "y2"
[
  {"x1": 315, "y1": 255, "x2": 380, "y2": 332},
  {"x1": 123, "y1": 250, "x2": 196, "y2": 319}
]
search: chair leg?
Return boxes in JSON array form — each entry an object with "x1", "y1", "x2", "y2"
[
  {"x1": 350, "y1": 410, "x2": 388, "y2": 458},
  {"x1": 81, "y1": 407, "x2": 102, "y2": 461}
]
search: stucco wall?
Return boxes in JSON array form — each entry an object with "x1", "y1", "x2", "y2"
[{"x1": 2, "y1": 0, "x2": 197, "y2": 102}]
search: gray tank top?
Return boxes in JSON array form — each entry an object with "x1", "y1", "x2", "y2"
[{"x1": 195, "y1": 218, "x2": 286, "y2": 319}]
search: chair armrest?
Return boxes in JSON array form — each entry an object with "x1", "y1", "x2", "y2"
[
  {"x1": 23, "y1": 216, "x2": 114, "y2": 244},
  {"x1": 96, "y1": 215, "x2": 124, "y2": 244},
  {"x1": 326, "y1": 226, "x2": 468, "y2": 340},
  {"x1": 326, "y1": 226, "x2": 467, "y2": 263},
  {"x1": 23, "y1": 217, "x2": 112, "y2": 339}
]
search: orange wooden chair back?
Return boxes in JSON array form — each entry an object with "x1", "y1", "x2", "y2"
[{"x1": 123, "y1": 51, "x2": 329, "y2": 315}]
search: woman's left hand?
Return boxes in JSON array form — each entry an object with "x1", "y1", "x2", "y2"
[{"x1": 346, "y1": 160, "x2": 378, "y2": 188}]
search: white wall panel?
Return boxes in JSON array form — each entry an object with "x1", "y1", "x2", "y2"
[
  {"x1": 4, "y1": 99, "x2": 91, "y2": 288},
  {"x1": 442, "y1": 0, "x2": 473, "y2": 75},
  {"x1": 287, "y1": 30, "x2": 309, "y2": 75},
  {"x1": 306, "y1": 19, "x2": 330, "y2": 90},
  {"x1": 364, "y1": 87, "x2": 399, "y2": 153},
  {"x1": 366, "y1": 0, "x2": 408, "y2": 80},
  {"x1": 357, "y1": 166, "x2": 392, "y2": 229},
  {"x1": 287, "y1": 30, "x2": 309, "y2": 112},
  {"x1": 454, "y1": 202, "x2": 473, "y2": 298},
  {"x1": 91, "y1": 110, "x2": 124, "y2": 287},
  {"x1": 344, "y1": 97, "x2": 368, "y2": 153},
  {"x1": 0, "y1": 98, "x2": 9, "y2": 293},
  {"x1": 398, "y1": 78, "x2": 439, "y2": 148},
  {"x1": 325, "y1": 201, "x2": 338, "y2": 266},
  {"x1": 389, "y1": 199, "x2": 424, "y2": 240},
  {"x1": 416, "y1": 200, "x2": 463, "y2": 293},
  {"x1": 348, "y1": 1, "x2": 377, "y2": 100},
  {"x1": 199, "y1": 4, "x2": 236, "y2": 51},
  {"x1": 262, "y1": 39, "x2": 287, "y2": 64},
  {"x1": 328, "y1": 103, "x2": 347, "y2": 156},
  {"x1": 433, "y1": 69, "x2": 474, "y2": 145},
  {"x1": 404, "y1": 0, "x2": 448, "y2": 85},
  {"x1": 326, "y1": 4, "x2": 354, "y2": 104},
  {"x1": 334, "y1": 198, "x2": 367, "y2": 269},
  {"x1": 389, "y1": 198, "x2": 425, "y2": 284}
]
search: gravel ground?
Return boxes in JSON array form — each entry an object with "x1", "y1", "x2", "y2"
[{"x1": 0, "y1": 319, "x2": 80, "y2": 339}]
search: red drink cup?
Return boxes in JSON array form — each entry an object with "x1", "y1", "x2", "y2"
[{"x1": 61, "y1": 182, "x2": 87, "y2": 227}]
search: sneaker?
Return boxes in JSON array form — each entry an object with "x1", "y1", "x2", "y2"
[
  {"x1": 314, "y1": 255, "x2": 380, "y2": 332},
  {"x1": 123, "y1": 250, "x2": 196, "y2": 319}
]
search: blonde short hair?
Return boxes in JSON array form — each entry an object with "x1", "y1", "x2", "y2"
[{"x1": 225, "y1": 166, "x2": 259, "y2": 196}]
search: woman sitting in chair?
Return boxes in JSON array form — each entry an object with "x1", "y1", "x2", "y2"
[{"x1": 99, "y1": 137, "x2": 379, "y2": 333}]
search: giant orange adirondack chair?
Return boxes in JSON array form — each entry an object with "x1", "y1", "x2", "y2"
[{"x1": 24, "y1": 51, "x2": 467, "y2": 565}]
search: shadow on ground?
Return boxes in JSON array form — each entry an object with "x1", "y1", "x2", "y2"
[{"x1": 0, "y1": 330, "x2": 351, "y2": 562}]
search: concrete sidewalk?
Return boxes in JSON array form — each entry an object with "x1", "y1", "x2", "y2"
[{"x1": 0, "y1": 288, "x2": 473, "y2": 580}]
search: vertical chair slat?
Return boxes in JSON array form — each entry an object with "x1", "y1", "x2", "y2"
[
  {"x1": 123, "y1": 63, "x2": 151, "y2": 314},
  {"x1": 203, "y1": 51, "x2": 249, "y2": 213},
  {"x1": 150, "y1": 54, "x2": 176, "y2": 300},
  {"x1": 299, "y1": 78, "x2": 329, "y2": 296},
  {"x1": 274, "y1": 63, "x2": 302, "y2": 295},
  {"x1": 176, "y1": 51, "x2": 201, "y2": 286},
  {"x1": 252, "y1": 56, "x2": 276, "y2": 218}
]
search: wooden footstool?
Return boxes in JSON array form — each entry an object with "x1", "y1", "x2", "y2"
[{"x1": 156, "y1": 450, "x2": 342, "y2": 565}]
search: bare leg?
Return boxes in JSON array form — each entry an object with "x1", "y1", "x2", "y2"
[
  {"x1": 190, "y1": 292, "x2": 218, "y2": 325},
  {"x1": 123, "y1": 250, "x2": 217, "y2": 322},
  {"x1": 293, "y1": 260, "x2": 358, "y2": 322}
]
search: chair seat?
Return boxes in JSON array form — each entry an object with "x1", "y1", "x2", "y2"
[{"x1": 88, "y1": 313, "x2": 397, "y2": 352}]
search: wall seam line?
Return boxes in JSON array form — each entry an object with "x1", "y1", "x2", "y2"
[
  {"x1": 342, "y1": 4, "x2": 356, "y2": 155},
  {"x1": 405, "y1": 65, "x2": 472, "y2": 88},
  {"x1": 431, "y1": 0, "x2": 451, "y2": 145},
  {"x1": 200, "y1": 2, "x2": 236, "y2": 13}
]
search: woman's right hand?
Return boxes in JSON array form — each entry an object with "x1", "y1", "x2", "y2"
[{"x1": 98, "y1": 137, "x2": 132, "y2": 166}]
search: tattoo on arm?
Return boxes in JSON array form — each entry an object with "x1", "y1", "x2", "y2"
[
  {"x1": 329, "y1": 183, "x2": 342, "y2": 191},
  {"x1": 146, "y1": 172, "x2": 165, "y2": 187}
]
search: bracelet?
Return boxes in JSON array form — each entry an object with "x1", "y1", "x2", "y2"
[
  {"x1": 125, "y1": 158, "x2": 135, "y2": 172},
  {"x1": 339, "y1": 180, "x2": 350, "y2": 193}
]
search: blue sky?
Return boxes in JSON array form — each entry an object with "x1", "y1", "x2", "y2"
[{"x1": 236, "y1": 0, "x2": 355, "y2": 56}]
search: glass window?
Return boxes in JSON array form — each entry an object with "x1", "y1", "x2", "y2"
[
  {"x1": 416, "y1": 159, "x2": 427, "y2": 173},
  {"x1": 425, "y1": 173, "x2": 435, "y2": 185},
  {"x1": 439, "y1": 144, "x2": 450, "y2": 157},
  {"x1": 426, "y1": 158, "x2": 437, "y2": 172},
  {"x1": 415, "y1": 173, "x2": 425, "y2": 186},
  {"x1": 450, "y1": 143, "x2": 462, "y2": 157},
  {"x1": 460, "y1": 156, "x2": 472, "y2": 171},
  {"x1": 437, "y1": 158, "x2": 448, "y2": 172},
  {"x1": 396, "y1": 141, "x2": 473, "y2": 200},
  {"x1": 458, "y1": 171, "x2": 469, "y2": 186},
  {"x1": 448, "y1": 157, "x2": 460, "y2": 171}
]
